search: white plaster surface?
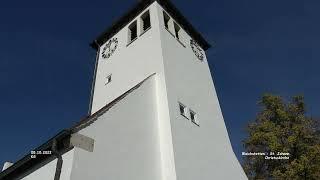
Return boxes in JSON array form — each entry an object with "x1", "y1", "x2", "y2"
[
  {"x1": 91, "y1": 2, "x2": 165, "y2": 115},
  {"x1": 155, "y1": 3, "x2": 247, "y2": 180},
  {"x1": 21, "y1": 149, "x2": 74, "y2": 180},
  {"x1": 70, "y1": 76, "x2": 162, "y2": 180},
  {"x1": 90, "y1": 3, "x2": 177, "y2": 179}
]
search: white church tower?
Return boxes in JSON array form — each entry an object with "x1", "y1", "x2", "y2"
[
  {"x1": 85, "y1": 0, "x2": 247, "y2": 179},
  {"x1": 0, "y1": 0, "x2": 247, "y2": 179}
]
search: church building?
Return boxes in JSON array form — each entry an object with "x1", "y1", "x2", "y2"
[{"x1": 0, "y1": 0, "x2": 247, "y2": 179}]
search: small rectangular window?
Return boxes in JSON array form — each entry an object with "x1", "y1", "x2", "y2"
[
  {"x1": 174, "y1": 22, "x2": 181, "y2": 40},
  {"x1": 105, "y1": 74, "x2": 112, "y2": 85},
  {"x1": 163, "y1": 11, "x2": 170, "y2": 29},
  {"x1": 190, "y1": 110, "x2": 199, "y2": 126},
  {"x1": 141, "y1": 10, "x2": 151, "y2": 33},
  {"x1": 179, "y1": 102, "x2": 187, "y2": 117},
  {"x1": 128, "y1": 21, "x2": 137, "y2": 44}
]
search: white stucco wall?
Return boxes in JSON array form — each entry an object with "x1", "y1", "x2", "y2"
[
  {"x1": 21, "y1": 149, "x2": 74, "y2": 180},
  {"x1": 155, "y1": 3, "x2": 247, "y2": 180},
  {"x1": 85, "y1": 1, "x2": 246, "y2": 179},
  {"x1": 60, "y1": 149, "x2": 75, "y2": 180},
  {"x1": 70, "y1": 76, "x2": 163, "y2": 180},
  {"x1": 21, "y1": 159, "x2": 56, "y2": 180},
  {"x1": 90, "y1": 2, "x2": 177, "y2": 179},
  {"x1": 91, "y1": 2, "x2": 164, "y2": 115}
]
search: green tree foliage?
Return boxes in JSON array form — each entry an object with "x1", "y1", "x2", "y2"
[{"x1": 243, "y1": 94, "x2": 320, "y2": 180}]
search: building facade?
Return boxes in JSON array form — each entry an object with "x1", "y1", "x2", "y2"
[{"x1": 0, "y1": 0, "x2": 247, "y2": 179}]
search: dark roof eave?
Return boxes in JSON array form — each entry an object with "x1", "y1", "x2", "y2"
[
  {"x1": 90, "y1": 0, "x2": 211, "y2": 50},
  {"x1": 0, "y1": 130, "x2": 72, "y2": 180}
]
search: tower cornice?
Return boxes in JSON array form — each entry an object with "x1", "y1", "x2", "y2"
[{"x1": 90, "y1": 0, "x2": 211, "y2": 51}]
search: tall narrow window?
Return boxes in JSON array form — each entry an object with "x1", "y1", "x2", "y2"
[
  {"x1": 141, "y1": 10, "x2": 151, "y2": 33},
  {"x1": 179, "y1": 102, "x2": 187, "y2": 118},
  {"x1": 105, "y1": 74, "x2": 112, "y2": 85},
  {"x1": 128, "y1": 21, "x2": 137, "y2": 44},
  {"x1": 174, "y1": 22, "x2": 181, "y2": 40},
  {"x1": 163, "y1": 11, "x2": 170, "y2": 29},
  {"x1": 190, "y1": 110, "x2": 199, "y2": 126}
]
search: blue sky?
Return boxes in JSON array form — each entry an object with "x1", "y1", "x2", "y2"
[{"x1": 1, "y1": 0, "x2": 319, "y2": 166}]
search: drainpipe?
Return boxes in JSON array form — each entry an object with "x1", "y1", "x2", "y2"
[{"x1": 52, "y1": 139, "x2": 63, "y2": 180}]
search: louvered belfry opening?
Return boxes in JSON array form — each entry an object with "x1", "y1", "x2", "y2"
[
  {"x1": 163, "y1": 11, "x2": 170, "y2": 29},
  {"x1": 141, "y1": 10, "x2": 151, "y2": 32},
  {"x1": 128, "y1": 21, "x2": 138, "y2": 43}
]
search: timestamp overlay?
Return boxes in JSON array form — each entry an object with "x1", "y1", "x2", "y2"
[
  {"x1": 30, "y1": 150, "x2": 52, "y2": 159},
  {"x1": 242, "y1": 152, "x2": 290, "y2": 160}
]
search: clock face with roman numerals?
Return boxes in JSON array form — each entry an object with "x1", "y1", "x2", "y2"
[
  {"x1": 190, "y1": 39, "x2": 204, "y2": 61},
  {"x1": 101, "y1": 38, "x2": 118, "y2": 59}
]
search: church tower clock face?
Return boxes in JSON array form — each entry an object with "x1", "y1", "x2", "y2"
[
  {"x1": 190, "y1": 39, "x2": 204, "y2": 61},
  {"x1": 101, "y1": 38, "x2": 118, "y2": 59}
]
